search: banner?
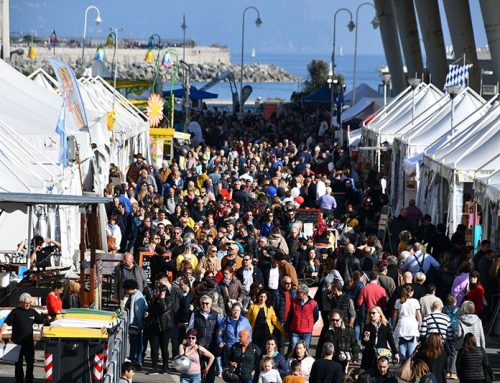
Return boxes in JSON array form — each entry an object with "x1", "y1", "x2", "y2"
[
  {"x1": 443, "y1": 64, "x2": 473, "y2": 90},
  {"x1": 49, "y1": 59, "x2": 88, "y2": 130}
]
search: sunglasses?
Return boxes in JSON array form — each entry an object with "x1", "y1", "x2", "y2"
[
  {"x1": 369, "y1": 311, "x2": 378, "y2": 315},
  {"x1": 331, "y1": 318, "x2": 341, "y2": 322},
  {"x1": 244, "y1": 258, "x2": 251, "y2": 261},
  {"x1": 201, "y1": 302, "x2": 210, "y2": 305},
  {"x1": 187, "y1": 336, "x2": 196, "y2": 340}
]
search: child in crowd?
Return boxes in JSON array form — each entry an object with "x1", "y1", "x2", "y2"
[
  {"x1": 118, "y1": 362, "x2": 135, "y2": 383},
  {"x1": 283, "y1": 360, "x2": 304, "y2": 383},
  {"x1": 258, "y1": 356, "x2": 283, "y2": 383}
]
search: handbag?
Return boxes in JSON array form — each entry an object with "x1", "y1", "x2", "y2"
[
  {"x1": 0, "y1": 343, "x2": 21, "y2": 363},
  {"x1": 396, "y1": 355, "x2": 413, "y2": 382},
  {"x1": 483, "y1": 349, "x2": 494, "y2": 383},
  {"x1": 375, "y1": 347, "x2": 393, "y2": 361},
  {"x1": 128, "y1": 324, "x2": 141, "y2": 335}
]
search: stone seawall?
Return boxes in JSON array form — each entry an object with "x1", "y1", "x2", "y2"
[{"x1": 8, "y1": 45, "x2": 302, "y2": 83}]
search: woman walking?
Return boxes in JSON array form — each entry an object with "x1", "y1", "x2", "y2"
[
  {"x1": 179, "y1": 329, "x2": 215, "y2": 383},
  {"x1": 392, "y1": 285, "x2": 422, "y2": 361}
]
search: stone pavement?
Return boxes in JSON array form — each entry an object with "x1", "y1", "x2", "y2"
[{"x1": 0, "y1": 336, "x2": 499, "y2": 382}]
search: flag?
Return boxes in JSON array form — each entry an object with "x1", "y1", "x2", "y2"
[
  {"x1": 161, "y1": 52, "x2": 172, "y2": 68},
  {"x1": 443, "y1": 64, "x2": 473, "y2": 91},
  {"x1": 55, "y1": 104, "x2": 67, "y2": 167}
]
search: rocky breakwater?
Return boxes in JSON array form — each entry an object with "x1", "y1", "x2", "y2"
[{"x1": 10, "y1": 59, "x2": 302, "y2": 83}]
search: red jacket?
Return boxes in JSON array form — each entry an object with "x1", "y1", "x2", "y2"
[
  {"x1": 357, "y1": 282, "x2": 387, "y2": 313},
  {"x1": 288, "y1": 297, "x2": 319, "y2": 334},
  {"x1": 466, "y1": 284, "x2": 485, "y2": 315}
]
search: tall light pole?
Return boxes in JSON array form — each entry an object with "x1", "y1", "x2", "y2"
[
  {"x1": 181, "y1": 15, "x2": 187, "y2": 62},
  {"x1": 49, "y1": 30, "x2": 58, "y2": 56},
  {"x1": 144, "y1": 34, "x2": 162, "y2": 93},
  {"x1": 240, "y1": 6, "x2": 262, "y2": 120},
  {"x1": 106, "y1": 27, "x2": 124, "y2": 105},
  {"x1": 331, "y1": 8, "x2": 354, "y2": 142},
  {"x1": 352, "y1": 2, "x2": 379, "y2": 105},
  {"x1": 82, "y1": 5, "x2": 102, "y2": 66}
]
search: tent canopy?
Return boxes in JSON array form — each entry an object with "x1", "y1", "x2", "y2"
[
  {"x1": 344, "y1": 83, "x2": 379, "y2": 105},
  {"x1": 300, "y1": 84, "x2": 330, "y2": 103},
  {"x1": 336, "y1": 97, "x2": 383, "y2": 126},
  {"x1": 170, "y1": 86, "x2": 218, "y2": 100},
  {"x1": 301, "y1": 82, "x2": 378, "y2": 105}
]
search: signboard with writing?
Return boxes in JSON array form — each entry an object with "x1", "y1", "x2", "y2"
[
  {"x1": 295, "y1": 209, "x2": 322, "y2": 224},
  {"x1": 139, "y1": 252, "x2": 171, "y2": 284},
  {"x1": 377, "y1": 205, "x2": 392, "y2": 242}
]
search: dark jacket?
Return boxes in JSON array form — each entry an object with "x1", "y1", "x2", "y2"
[
  {"x1": 146, "y1": 285, "x2": 183, "y2": 332},
  {"x1": 236, "y1": 266, "x2": 264, "y2": 289},
  {"x1": 274, "y1": 287, "x2": 297, "y2": 323},
  {"x1": 456, "y1": 347, "x2": 488, "y2": 382},
  {"x1": 228, "y1": 342, "x2": 261, "y2": 379},
  {"x1": 113, "y1": 263, "x2": 148, "y2": 301},
  {"x1": 415, "y1": 348, "x2": 448, "y2": 383},
  {"x1": 361, "y1": 322, "x2": 398, "y2": 370},
  {"x1": 316, "y1": 324, "x2": 360, "y2": 361},
  {"x1": 309, "y1": 358, "x2": 343, "y2": 383}
]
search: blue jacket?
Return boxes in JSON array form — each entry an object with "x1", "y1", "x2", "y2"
[
  {"x1": 217, "y1": 315, "x2": 252, "y2": 348},
  {"x1": 129, "y1": 290, "x2": 148, "y2": 328},
  {"x1": 274, "y1": 287, "x2": 297, "y2": 323}
]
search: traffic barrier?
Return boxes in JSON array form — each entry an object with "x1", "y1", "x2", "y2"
[
  {"x1": 44, "y1": 353, "x2": 53, "y2": 381},
  {"x1": 92, "y1": 353, "x2": 104, "y2": 381}
]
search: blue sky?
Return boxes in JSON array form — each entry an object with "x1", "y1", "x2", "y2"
[{"x1": 10, "y1": 0, "x2": 488, "y2": 55}]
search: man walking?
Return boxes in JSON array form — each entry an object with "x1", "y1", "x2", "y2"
[
  {"x1": 124, "y1": 279, "x2": 148, "y2": 371},
  {"x1": 0, "y1": 293, "x2": 43, "y2": 383},
  {"x1": 286, "y1": 284, "x2": 319, "y2": 349},
  {"x1": 228, "y1": 329, "x2": 261, "y2": 383},
  {"x1": 309, "y1": 342, "x2": 343, "y2": 383}
]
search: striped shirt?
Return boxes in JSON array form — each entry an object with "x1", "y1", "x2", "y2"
[{"x1": 420, "y1": 312, "x2": 453, "y2": 342}]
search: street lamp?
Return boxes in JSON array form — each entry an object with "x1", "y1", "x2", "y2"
[
  {"x1": 179, "y1": 59, "x2": 192, "y2": 132},
  {"x1": 447, "y1": 85, "x2": 461, "y2": 137},
  {"x1": 181, "y1": 15, "x2": 187, "y2": 62},
  {"x1": 106, "y1": 27, "x2": 123, "y2": 92},
  {"x1": 380, "y1": 73, "x2": 391, "y2": 108},
  {"x1": 352, "y1": 2, "x2": 379, "y2": 105},
  {"x1": 408, "y1": 77, "x2": 422, "y2": 126},
  {"x1": 144, "y1": 34, "x2": 162, "y2": 93},
  {"x1": 331, "y1": 8, "x2": 354, "y2": 141},
  {"x1": 161, "y1": 49, "x2": 180, "y2": 128},
  {"x1": 82, "y1": 5, "x2": 102, "y2": 66},
  {"x1": 50, "y1": 30, "x2": 58, "y2": 56},
  {"x1": 240, "y1": 6, "x2": 262, "y2": 120},
  {"x1": 480, "y1": 69, "x2": 494, "y2": 97}
]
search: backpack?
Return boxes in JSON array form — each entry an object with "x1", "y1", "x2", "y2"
[{"x1": 443, "y1": 306, "x2": 459, "y2": 332}]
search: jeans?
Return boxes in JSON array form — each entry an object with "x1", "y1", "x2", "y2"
[
  {"x1": 150, "y1": 328, "x2": 171, "y2": 370},
  {"x1": 16, "y1": 341, "x2": 35, "y2": 383},
  {"x1": 180, "y1": 373, "x2": 202, "y2": 383},
  {"x1": 398, "y1": 337, "x2": 417, "y2": 362},
  {"x1": 290, "y1": 332, "x2": 312, "y2": 350},
  {"x1": 447, "y1": 342, "x2": 458, "y2": 374},
  {"x1": 129, "y1": 331, "x2": 144, "y2": 367},
  {"x1": 239, "y1": 376, "x2": 254, "y2": 383}
]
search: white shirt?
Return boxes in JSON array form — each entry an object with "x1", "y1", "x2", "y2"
[
  {"x1": 242, "y1": 266, "x2": 254, "y2": 293},
  {"x1": 268, "y1": 266, "x2": 280, "y2": 290}
]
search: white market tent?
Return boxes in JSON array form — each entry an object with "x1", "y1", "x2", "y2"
[
  {"x1": 391, "y1": 87, "x2": 486, "y2": 211},
  {"x1": 0, "y1": 59, "x2": 110, "y2": 266},
  {"x1": 421, "y1": 102, "x2": 500, "y2": 234},
  {"x1": 362, "y1": 83, "x2": 443, "y2": 147}
]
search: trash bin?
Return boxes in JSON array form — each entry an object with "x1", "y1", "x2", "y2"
[
  {"x1": 42, "y1": 326, "x2": 108, "y2": 383},
  {"x1": 49, "y1": 315, "x2": 123, "y2": 378}
]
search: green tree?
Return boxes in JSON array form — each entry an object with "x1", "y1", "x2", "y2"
[{"x1": 304, "y1": 59, "x2": 329, "y2": 93}]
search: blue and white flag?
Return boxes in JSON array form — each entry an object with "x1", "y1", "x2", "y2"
[
  {"x1": 55, "y1": 104, "x2": 68, "y2": 167},
  {"x1": 443, "y1": 64, "x2": 473, "y2": 91}
]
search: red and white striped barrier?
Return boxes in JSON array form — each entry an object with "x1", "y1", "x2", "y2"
[
  {"x1": 103, "y1": 343, "x2": 109, "y2": 374},
  {"x1": 44, "y1": 353, "x2": 53, "y2": 381},
  {"x1": 92, "y1": 353, "x2": 104, "y2": 381}
]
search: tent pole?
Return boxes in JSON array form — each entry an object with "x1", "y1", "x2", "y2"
[{"x1": 26, "y1": 205, "x2": 33, "y2": 269}]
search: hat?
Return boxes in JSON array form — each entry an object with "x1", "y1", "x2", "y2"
[{"x1": 134, "y1": 153, "x2": 145, "y2": 160}]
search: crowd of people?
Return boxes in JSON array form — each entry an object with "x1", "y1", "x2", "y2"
[
  {"x1": 104, "y1": 110, "x2": 500, "y2": 383},
  {"x1": 9, "y1": 111, "x2": 494, "y2": 383}
]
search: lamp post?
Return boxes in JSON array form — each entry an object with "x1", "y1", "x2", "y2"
[
  {"x1": 82, "y1": 5, "x2": 102, "y2": 66},
  {"x1": 352, "y1": 2, "x2": 379, "y2": 105},
  {"x1": 408, "y1": 77, "x2": 421, "y2": 126},
  {"x1": 106, "y1": 27, "x2": 124, "y2": 111},
  {"x1": 144, "y1": 34, "x2": 162, "y2": 93},
  {"x1": 49, "y1": 30, "x2": 58, "y2": 56},
  {"x1": 161, "y1": 49, "x2": 180, "y2": 128},
  {"x1": 380, "y1": 73, "x2": 391, "y2": 108},
  {"x1": 181, "y1": 15, "x2": 187, "y2": 62},
  {"x1": 447, "y1": 85, "x2": 461, "y2": 137},
  {"x1": 239, "y1": 6, "x2": 262, "y2": 120},
  {"x1": 180, "y1": 59, "x2": 192, "y2": 132},
  {"x1": 331, "y1": 8, "x2": 354, "y2": 139}
]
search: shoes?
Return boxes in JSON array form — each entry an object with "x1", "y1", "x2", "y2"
[
  {"x1": 133, "y1": 363, "x2": 142, "y2": 372},
  {"x1": 449, "y1": 373, "x2": 458, "y2": 380},
  {"x1": 147, "y1": 369, "x2": 160, "y2": 375},
  {"x1": 446, "y1": 373, "x2": 451, "y2": 379}
]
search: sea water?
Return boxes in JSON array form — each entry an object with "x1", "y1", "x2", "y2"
[{"x1": 190, "y1": 53, "x2": 387, "y2": 101}]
